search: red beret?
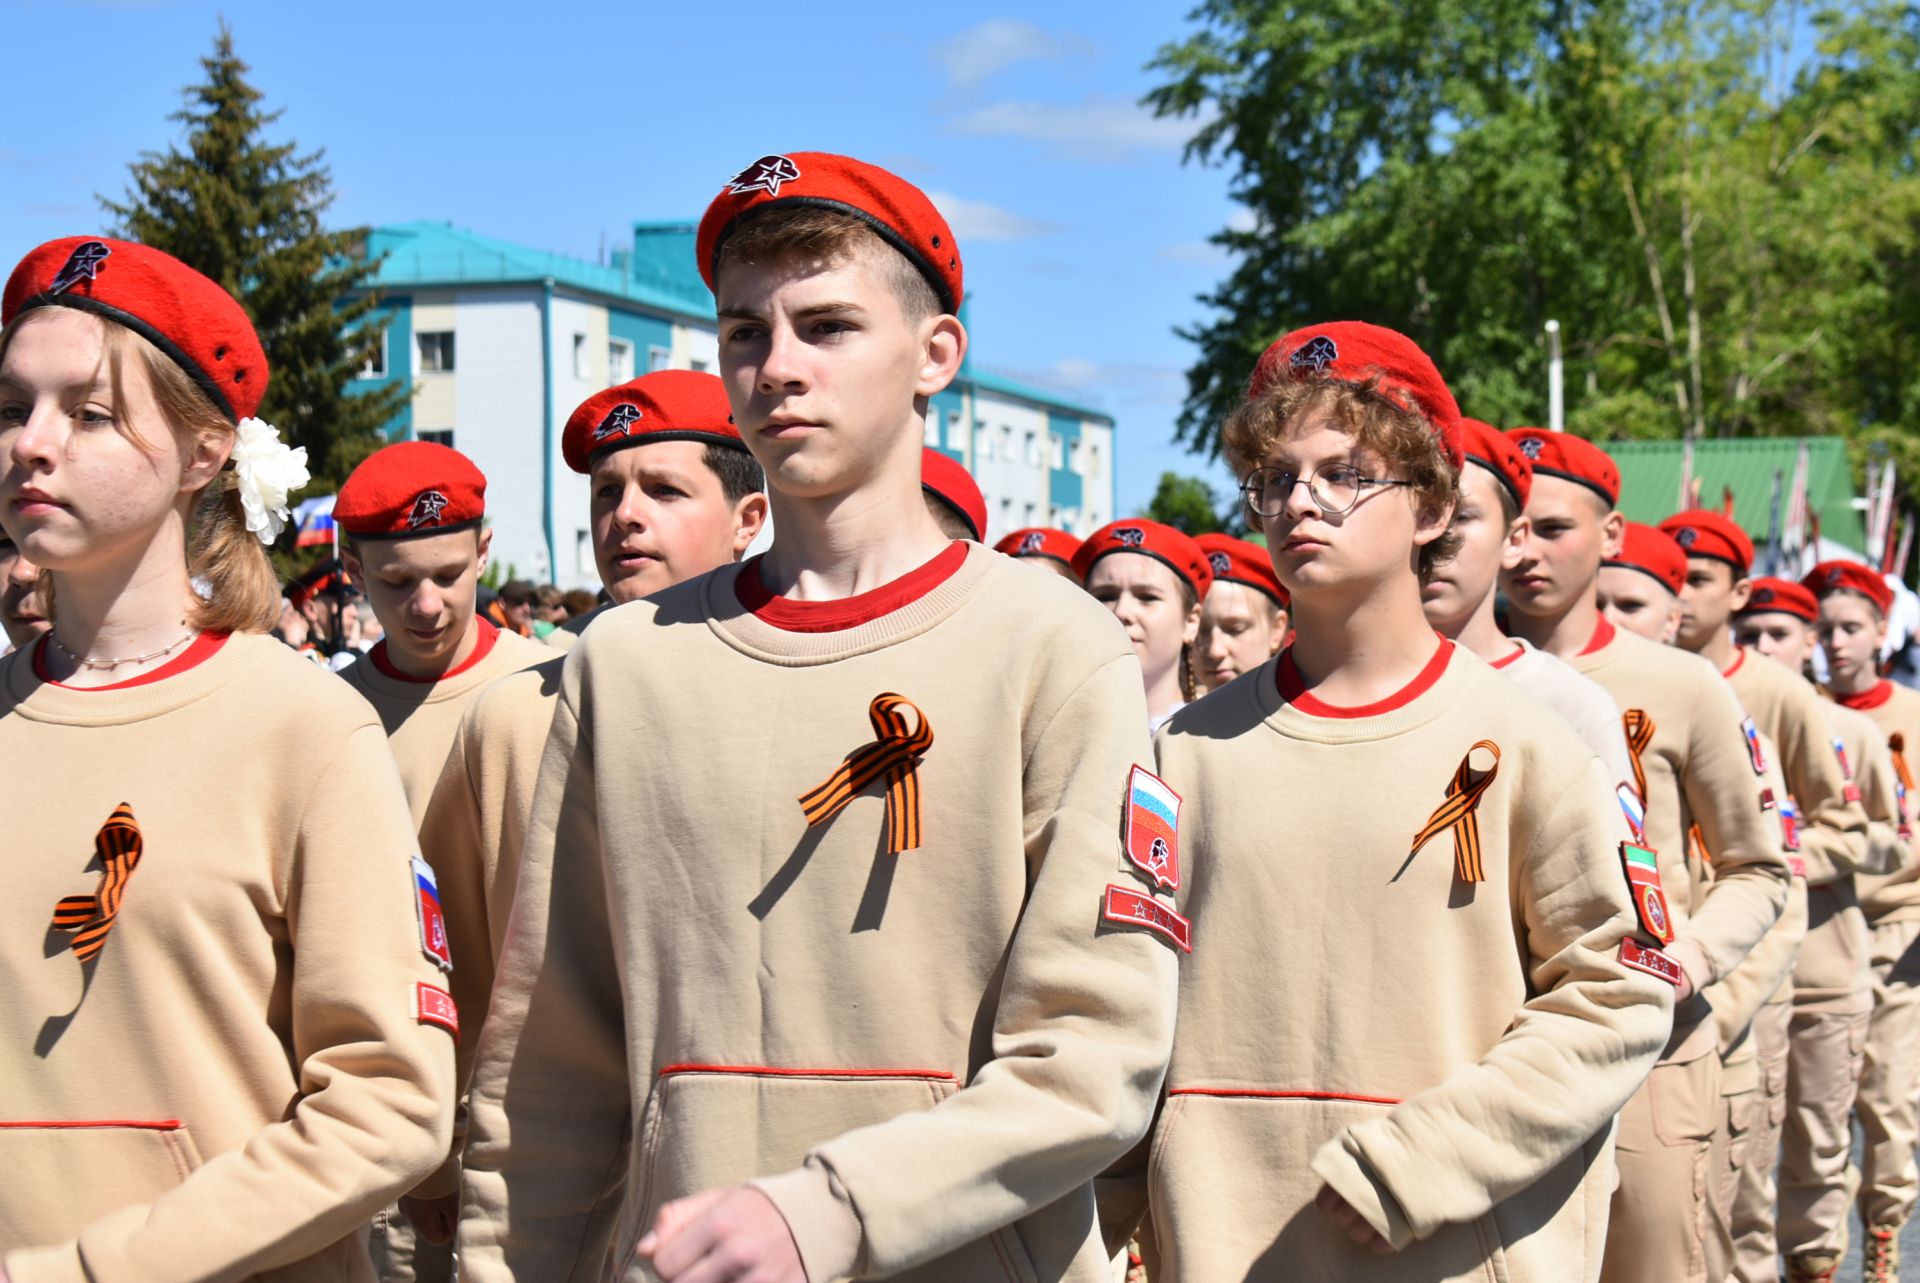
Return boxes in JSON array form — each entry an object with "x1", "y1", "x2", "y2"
[
  {"x1": 994, "y1": 526, "x2": 1082, "y2": 567},
  {"x1": 1195, "y1": 533, "x2": 1288, "y2": 608},
  {"x1": 697, "y1": 152, "x2": 962, "y2": 313},
  {"x1": 1506, "y1": 428, "x2": 1619, "y2": 506},
  {"x1": 287, "y1": 558, "x2": 359, "y2": 610},
  {"x1": 1074, "y1": 520, "x2": 1214, "y2": 602},
  {"x1": 562, "y1": 370, "x2": 745, "y2": 475},
  {"x1": 1605, "y1": 521, "x2": 1687, "y2": 595},
  {"x1": 1459, "y1": 417, "x2": 1531, "y2": 509},
  {"x1": 1741, "y1": 577, "x2": 1818, "y2": 623},
  {"x1": 1660, "y1": 510, "x2": 1753, "y2": 574},
  {"x1": 1246, "y1": 321, "x2": 1463, "y2": 469},
  {"x1": 336, "y1": 441, "x2": 486, "y2": 539},
  {"x1": 921, "y1": 448, "x2": 987, "y2": 541},
  {"x1": 1805, "y1": 560, "x2": 1895, "y2": 617},
  {"x1": 4, "y1": 236, "x2": 268, "y2": 423}
]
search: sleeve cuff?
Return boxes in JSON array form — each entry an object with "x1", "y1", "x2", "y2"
[
  {"x1": 409, "y1": 1149, "x2": 462, "y2": 1202},
  {"x1": 1665, "y1": 936, "x2": 1715, "y2": 990},
  {"x1": 4, "y1": 1242, "x2": 90, "y2": 1283},
  {"x1": 749, "y1": 1160, "x2": 863, "y2": 1283},
  {"x1": 1310, "y1": 1136, "x2": 1414, "y2": 1251}
]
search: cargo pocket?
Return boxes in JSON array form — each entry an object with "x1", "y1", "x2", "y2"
[
  {"x1": 0, "y1": 1120, "x2": 202, "y2": 1247},
  {"x1": 1649, "y1": 1055, "x2": 1719, "y2": 1147},
  {"x1": 1724, "y1": 1089, "x2": 1759, "y2": 1174}
]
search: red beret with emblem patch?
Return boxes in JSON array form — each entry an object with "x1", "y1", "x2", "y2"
[
  {"x1": 994, "y1": 526, "x2": 1082, "y2": 567},
  {"x1": 1740, "y1": 577, "x2": 1818, "y2": 623},
  {"x1": 1195, "y1": 533, "x2": 1288, "y2": 608},
  {"x1": 697, "y1": 152, "x2": 963, "y2": 313},
  {"x1": 562, "y1": 370, "x2": 745, "y2": 475},
  {"x1": 1804, "y1": 560, "x2": 1895, "y2": 617},
  {"x1": 1246, "y1": 321, "x2": 1464, "y2": 469},
  {"x1": 921, "y1": 448, "x2": 987, "y2": 541},
  {"x1": 1659, "y1": 510, "x2": 1754, "y2": 575},
  {"x1": 1505, "y1": 428, "x2": 1619, "y2": 506},
  {"x1": 336, "y1": 441, "x2": 486, "y2": 539},
  {"x1": 1605, "y1": 521, "x2": 1688, "y2": 595},
  {"x1": 1460, "y1": 418, "x2": 1532, "y2": 509},
  {"x1": 4, "y1": 236, "x2": 268, "y2": 423},
  {"x1": 1074, "y1": 520, "x2": 1214, "y2": 602}
]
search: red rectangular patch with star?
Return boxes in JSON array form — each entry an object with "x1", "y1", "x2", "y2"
[
  {"x1": 1122, "y1": 766, "x2": 1182, "y2": 891},
  {"x1": 1618, "y1": 939, "x2": 1684, "y2": 987},
  {"x1": 415, "y1": 982, "x2": 459, "y2": 1040},
  {"x1": 1103, "y1": 885, "x2": 1192, "y2": 953}
]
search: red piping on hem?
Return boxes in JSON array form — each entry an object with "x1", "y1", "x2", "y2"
[
  {"x1": 0, "y1": 1119, "x2": 184, "y2": 1130},
  {"x1": 658, "y1": 1063, "x2": 956, "y2": 1081},
  {"x1": 1168, "y1": 1087, "x2": 1402, "y2": 1106}
]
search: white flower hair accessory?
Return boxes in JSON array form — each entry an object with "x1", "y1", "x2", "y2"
[{"x1": 230, "y1": 417, "x2": 310, "y2": 544}]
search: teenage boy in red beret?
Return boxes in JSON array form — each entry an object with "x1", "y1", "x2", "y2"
[
  {"x1": 1598, "y1": 521, "x2": 1688, "y2": 643},
  {"x1": 1500, "y1": 431, "x2": 1787, "y2": 1283},
  {"x1": 921, "y1": 447, "x2": 986, "y2": 541},
  {"x1": 1658, "y1": 510, "x2": 1870, "y2": 1283},
  {"x1": 995, "y1": 526, "x2": 1082, "y2": 579},
  {"x1": 1192, "y1": 532, "x2": 1288, "y2": 693},
  {"x1": 457, "y1": 153, "x2": 1177, "y2": 1283},
  {"x1": 1420, "y1": 418, "x2": 1634, "y2": 788},
  {"x1": 1805, "y1": 561, "x2": 1920, "y2": 1278},
  {"x1": 1145, "y1": 323, "x2": 1670, "y2": 1281}
]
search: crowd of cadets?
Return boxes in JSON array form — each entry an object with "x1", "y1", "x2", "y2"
[{"x1": 4, "y1": 153, "x2": 1920, "y2": 1283}]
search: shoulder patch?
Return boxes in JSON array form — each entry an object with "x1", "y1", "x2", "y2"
[
  {"x1": 1102, "y1": 884, "x2": 1192, "y2": 953},
  {"x1": 1618, "y1": 938, "x2": 1684, "y2": 987},
  {"x1": 1779, "y1": 798, "x2": 1803, "y2": 852},
  {"x1": 1123, "y1": 765, "x2": 1181, "y2": 891},
  {"x1": 1620, "y1": 842, "x2": 1675, "y2": 943},
  {"x1": 412, "y1": 857, "x2": 453, "y2": 972},
  {"x1": 1742, "y1": 718, "x2": 1768, "y2": 776},
  {"x1": 1617, "y1": 783, "x2": 1646, "y2": 842},
  {"x1": 415, "y1": 982, "x2": 459, "y2": 1040}
]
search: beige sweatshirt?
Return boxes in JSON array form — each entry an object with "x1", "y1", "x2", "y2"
[
  {"x1": 457, "y1": 543, "x2": 1181, "y2": 1283},
  {"x1": 1835, "y1": 680, "x2": 1920, "y2": 923},
  {"x1": 1570, "y1": 623, "x2": 1789, "y2": 1058},
  {"x1": 0, "y1": 633, "x2": 455, "y2": 1283},
  {"x1": 1793, "y1": 702, "x2": 1902, "y2": 1013},
  {"x1": 334, "y1": 621, "x2": 552, "y2": 824},
  {"x1": 1490, "y1": 637, "x2": 1638, "y2": 792},
  {"x1": 1146, "y1": 643, "x2": 1672, "y2": 1281}
]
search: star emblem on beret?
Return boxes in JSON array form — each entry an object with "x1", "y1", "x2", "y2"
[
  {"x1": 1208, "y1": 551, "x2": 1232, "y2": 576},
  {"x1": 1114, "y1": 526, "x2": 1146, "y2": 548},
  {"x1": 1018, "y1": 531, "x2": 1045, "y2": 554},
  {"x1": 594, "y1": 403, "x2": 642, "y2": 442},
  {"x1": 1289, "y1": 335, "x2": 1339, "y2": 373},
  {"x1": 48, "y1": 241, "x2": 111, "y2": 295},
  {"x1": 407, "y1": 489, "x2": 450, "y2": 530},
  {"x1": 726, "y1": 155, "x2": 803, "y2": 197},
  {"x1": 1518, "y1": 437, "x2": 1546, "y2": 460},
  {"x1": 1675, "y1": 527, "x2": 1699, "y2": 548}
]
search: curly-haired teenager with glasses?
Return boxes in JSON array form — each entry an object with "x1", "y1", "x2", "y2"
[{"x1": 1138, "y1": 322, "x2": 1672, "y2": 1282}]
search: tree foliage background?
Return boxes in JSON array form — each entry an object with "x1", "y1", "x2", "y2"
[
  {"x1": 1148, "y1": 0, "x2": 1920, "y2": 479},
  {"x1": 102, "y1": 23, "x2": 403, "y2": 494}
]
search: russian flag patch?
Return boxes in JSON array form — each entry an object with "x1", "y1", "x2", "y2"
[
  {"x1": 1123, "y1": 765, "x2": 1182, "y2": 891},
  {"x1": 1743, "y1": 718, "x2": 1768, "y2": 776},
  {"x1": 411, "y1": 857, "x2": 453, "y2": 972}
]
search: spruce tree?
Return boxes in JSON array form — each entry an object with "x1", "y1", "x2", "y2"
[{"x1": 101, "y1": 21, "x2": 404, "y2": 491}]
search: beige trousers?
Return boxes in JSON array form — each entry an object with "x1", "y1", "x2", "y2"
[
  {"x1": 370, "y1": 1204, "x2": 455, "y2": 1283},
  {"x1": 1730, "y1": 998, "x2": 1794, "y2": 1283},
  {"x1": 1779, "y1": 1004, "x2": 1870, "y2": 1259},
  {"x1": 1855, "y1": 918, "x2": 1920, "y2": 1231},
  {"x1": 1602, "y1": 1046, "x2": 1727, "y2": 1283}
]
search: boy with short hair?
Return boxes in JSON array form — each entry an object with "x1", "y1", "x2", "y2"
[
  {"x1": 1805, "y1": 561, "x2": 1920, "y2": 1279},
  {"x1": 1419, "y1": 418, "x2": 1634, "y2": 788},
  {"x1": 1597, "y1": 521, "x2": 1687, "y2": 643},
  {"x1": 1659, "y1": 510, "x2": 1871, "y2": 1283},
  {"x1": 921, "y1": 447, "x2": 986, "y2": 541},
  {"x1": 1192, "y1": 532, "x2": 1288, "y2": 693},
  {"x1": 1147, "y1": 324, "x2": 1671, "y2": 1281},
  {"x1": 1500, "y1": 431, "x2": 1788, "y2": 1283},
  {"x1": 457, "y1": 153, "x2": 1179, "y2": 1283}
]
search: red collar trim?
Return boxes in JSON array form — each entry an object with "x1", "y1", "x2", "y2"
[
  {"x1": 1722, "y1": 648, "x2": 1747, "y2": 679},
  {"x1": 370, "y1": 617, "x2": 498, "y2": 683},
  {"x1": 1579, "y1": 615, "x2": 1616, "y2": 656},
  {"x1": 1837, "y1": 680, "x2": 1895, "y2": 711},
  {"x1": 32, "y1": 631, "x2": 229, "y2": 690},
  {"x1": 1489, "y1": 642, "x2": 1525, "y2": 671},
  {"x1": 735, "y1": 541, "x2": 968, "y2": 633},
  {"x1": 1276, "y1": 636, "x2": 1454, "y2": 718}
]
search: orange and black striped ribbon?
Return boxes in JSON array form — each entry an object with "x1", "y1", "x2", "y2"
[
  {"x1": 1689, "y1": 822, "x2": 1711, "y2": 864},
  {"x1": 1409, "y1": 741, "x2": 1502, "y2": 883},
  {"x1": 1891, "y1": 734, "x2": 1914, "y2": 798},
  {"x1": 50, "y1": 803, "x2": 143, "y2": 964},
  {"x1": 798, "y1": 694, "x2": 934, "y2": 854},
  {"x1": 1623, "y1": 710, "x2": 1656, "y2": 804}
]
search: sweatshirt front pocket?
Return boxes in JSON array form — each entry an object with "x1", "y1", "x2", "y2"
[{"x1": 0, "y1": 1119, "x2": 203, "y2": 1248}]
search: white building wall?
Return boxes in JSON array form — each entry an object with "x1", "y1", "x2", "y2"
[
  {"x1": 445, "y1": 286, "x2": 547, "y2": 585},
  {"x1": 971, "y1": 395, "x2": 1051, "y2": 546},
  {"x1": 548, "y1": 293, "x2": 613, "y2": 590},
  {"x1": 670, "y1": 323, "x2": 719, "y2": 372},
  {"x1": 411, "y1": 292, "x2": 458, "y2": 430},
  {"x1": 1077, "y1": 421, "x2": 1114, "y2": 530}
]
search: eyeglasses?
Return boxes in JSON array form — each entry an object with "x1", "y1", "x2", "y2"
[{"x1": 1239, "y1": 464, "x2": 1413, "y2": 518}]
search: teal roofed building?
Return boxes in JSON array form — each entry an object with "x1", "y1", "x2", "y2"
[{"x1": 344, "y1": 220, "x2": 1115, "y2": 588}]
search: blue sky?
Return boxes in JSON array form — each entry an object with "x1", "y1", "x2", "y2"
[{"x1": 0, "y1": 0, "x2": 1246, "y2": 516}]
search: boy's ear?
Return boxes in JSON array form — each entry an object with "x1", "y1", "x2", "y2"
[
  {"x1": 1412, "y1": 491, "x2": 1458, "y2": 548},
  {"x1": 476, "y1": 527, "x2": 493, "y2": 579},
  {"x1": 1501, "y1": 514, "x2": 1531, "y2": 571},
  {"x1": 340, "y1": 546, "x2": 365, "y2": 592},
  {"x1": 731, "y1": 492, "x2": 770, "y2": 558},
  {"x1": 914, "y1": 314, "x2": 967, "y2": 399},
  {"x1": 1600, "y1": 509, "x2": 1627, "y2": 559},
  {"x1": 1729, "y1": 574, "x2": 1752, "y2": 613}
]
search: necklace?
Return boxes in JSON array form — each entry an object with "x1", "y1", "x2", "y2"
[{"x1": 46, "y1": 623, "x2": 197, "y2": 672}]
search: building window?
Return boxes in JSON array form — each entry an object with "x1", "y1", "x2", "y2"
[
  {"x1": 1049, "y1": 433, "x2": 1064, "y2": 468},
  {"x1": 648, "y1": 345, "x2": 671, "y2": 372},
  {"x1": 1082, "y1": 440, "x2": 1100, "y2": 474},
  {"x1": 1050, "y1": 506, "x2": 1065, "y2": 527},
  {"x1": 975, "y1": 427, "x2": 994, "y2": 461},
  {"x1": 572, "y1": 333, "x2": 590, "y2": 380},
  {"x1": 1025, "y1": 432, "x2": 1040, "y2": 466},
  {"x1": 689, "y1": 359, "x2": 709, "y2": 373},
  {"x1": 1000, "y1": 425, "x2": 1013, "y2": 460},
  {"x1": 924, "y1": 408, "x2": 940, "y2": 447},
  {"x1": 417, "y1": 331, "x2": 455, "y2": 373},
  {"x1": 576, "y1": 530, "x2": 593, "y2": 576},
  {"x1": 1024, "y1": 502, "x2": 1038, "y2": 524},
  {"x1": 609, "y1": 338, "x2": 634, "y2": 386},
  {"x1": 417, "y1": 429, "x2": 454, "y2": 447},
  {"x1": 947, "y1": 411, "x2": 965, "y2": 450},
  {"x1": 357, "y1": 326, "x2": 389, "y2": 379}
]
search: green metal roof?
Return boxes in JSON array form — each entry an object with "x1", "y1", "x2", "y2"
[{"x1": 1608, "y1": 437, "x2": 1864, "y2": 550}]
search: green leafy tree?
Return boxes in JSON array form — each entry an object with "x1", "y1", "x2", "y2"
[
  {"x1": 1145, "y1": 471, "x2": 1232, "y2": 535},
  {"x1": 101, "y1": 22, "x2": 404, "y2": 492}
]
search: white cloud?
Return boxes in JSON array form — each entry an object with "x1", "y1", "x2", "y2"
[
  {"x1": 1156, "y1": 240, "x2": 1229, "y2": 265},
  {"x1": 927, "y1": 191, "x2": 1060, "y2": 242},
  {"x1": 934, "y1": 19, "x2": 1094, "y2": 89},
  {"x1": 1226, "y1": 207, "x2": 1259, "y2": 233},
  {"x1": 948, "y1": 96, "x2": 1208, "y2": 160},
  {"x1": 996, "y1": 359, "x2": 1188, "y2": 407}
]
